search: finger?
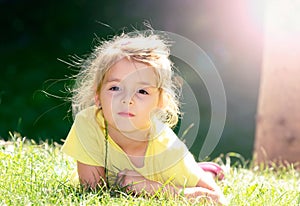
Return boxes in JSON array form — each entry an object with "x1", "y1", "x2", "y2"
[
  {"x1": 117, "y1": 169, "x2": 127, "y2": 177},
  {"x1": 116, "y1": 173, "x2": 125, "y2": 185}
]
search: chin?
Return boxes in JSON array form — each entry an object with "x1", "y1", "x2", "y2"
[
  {"x1": 115, "y1": 122, "x2": 149, "y2": 133},
  {"x1": 114, "y1": 122, "x2": 137, "y2": 131}
]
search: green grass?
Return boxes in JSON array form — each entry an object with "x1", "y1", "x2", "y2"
[{"x1": 1, "y1": 133, "x2": 299, "y2": 205}]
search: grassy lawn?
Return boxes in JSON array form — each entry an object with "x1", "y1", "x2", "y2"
[{"x1": 1, "y1": 134, "x2": 299, "y2": 205}]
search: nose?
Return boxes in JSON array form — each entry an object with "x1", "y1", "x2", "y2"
[
  {"x1": 121, "y1": 99, "x2": 133, "y2": 105},
  {"x1": 121, "y1": 93, "x2": 134, "y2": 105}
]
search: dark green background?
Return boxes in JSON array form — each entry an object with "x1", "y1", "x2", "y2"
[{"x1": 0, "y1": 0, "x2": 264, "y2": 160}]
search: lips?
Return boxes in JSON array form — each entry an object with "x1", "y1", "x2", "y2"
[{"x1": 117, "y1": 112, "x2": 135, "y2": 117}]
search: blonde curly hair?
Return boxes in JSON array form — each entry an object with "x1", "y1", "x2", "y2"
[{"x1": 71, "y1": 30, "x2": 181, "y2": 128}]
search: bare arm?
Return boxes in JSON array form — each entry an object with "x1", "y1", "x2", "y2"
[{"x1": 77, "y1": 161, "x2": 106, "y2": 189}]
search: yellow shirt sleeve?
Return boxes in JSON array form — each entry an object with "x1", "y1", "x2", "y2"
[
  {"x1": 61, "y1": 107, "x2": 105, "y2": 166},
  {"x1": 62, "y1": 125, "x2": 99, "y2": 166},
  {"x1": 162, "y1": 151, "x2": 202, "y2": 187},
  {"x1": 150, "y1": 127, "x2": 202, "y2": 187}
]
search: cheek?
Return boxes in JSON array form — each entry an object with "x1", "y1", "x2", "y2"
[
  {"x1": 100, "y1": 91, "x2": 112, "y2": 105},
  {"x1": 139, "y1": 98, "x2": 160, "y2": 115}
]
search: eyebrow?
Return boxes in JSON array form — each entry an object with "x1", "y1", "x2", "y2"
[
  {"x1": 105, "y1": 78, "x2": 156, "y2": 87},
  {"x1": 105, "y1": 78, "x2": 121, "y2": 83}
]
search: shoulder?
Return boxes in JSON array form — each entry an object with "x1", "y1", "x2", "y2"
[
  {"x1": 74, "y1": 106, "x2": 105, "y2": 127},
  {"x1": 151, "y1": 120, "x2": 188, "y2": 153},
  {"x1": 63, "y1": 106, "x2": 106, "y2": 166},
  {"x1": 73, "y1": 106, "x2": 106, "y2": 137},
  {"x1": 75, "y1": 106, "x2": 97, "y2": 122},
  {"x1": 157, "y1": 127, "x2": 181, "y2": 145}
]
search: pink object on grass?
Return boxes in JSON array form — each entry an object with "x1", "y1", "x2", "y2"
[{"x1": 198, "y1": 162, "x2": 225, "y2": 180}]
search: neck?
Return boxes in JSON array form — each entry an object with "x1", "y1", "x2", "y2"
[{"x1": 107, "y1": 125, "x2": 149, "y2": 156}]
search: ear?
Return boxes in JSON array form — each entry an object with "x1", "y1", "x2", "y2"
[
  {"x1": 95, "y1": 92, "x2": 101, "y2": 108},
  {"x1": 94, "y1": 82, "x2": 102, "y2": 108}
]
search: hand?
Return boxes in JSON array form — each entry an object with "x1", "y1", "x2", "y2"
[
  {"x1": 117, "y1": 169, "x2": 148, "y2": 193},
  {"x1": 180, "y1": 186, "x2": 228, "y2": 205}
]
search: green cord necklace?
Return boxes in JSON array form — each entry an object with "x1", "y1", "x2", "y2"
[{"x1": 104, "y1": 119, "x2": 109, "y2": 188}]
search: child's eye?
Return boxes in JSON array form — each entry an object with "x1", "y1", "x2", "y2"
[
  {"x1": 138, "y1": 89, "x2": 149, "y2": 95},
  {"x1": 109, "y1": 86, "x2": 120, "y2": 91}
]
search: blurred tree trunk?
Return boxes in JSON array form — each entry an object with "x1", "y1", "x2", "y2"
[{"x1": 254, "y1": 1, "x2": 300, "y2": 168}]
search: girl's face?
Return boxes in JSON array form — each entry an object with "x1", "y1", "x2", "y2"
[{"x1": 99, "y1": 58, "x2": 162, "y2": 136}]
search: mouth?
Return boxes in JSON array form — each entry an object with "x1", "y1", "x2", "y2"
[{"x1": 117, "y1": 112, "x2": 135, "y2": 117}]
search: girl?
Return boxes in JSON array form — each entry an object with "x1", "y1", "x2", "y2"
[{"x1": 62, "y1": 30, "x2": 226, "y2": 204}]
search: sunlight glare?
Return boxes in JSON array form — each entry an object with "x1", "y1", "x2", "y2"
[{"x1": 265, "y1": 0, "x2": 300, "y2": 34}]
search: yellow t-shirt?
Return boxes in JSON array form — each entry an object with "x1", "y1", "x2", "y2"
[{"x1": 62, "y1": 106, "x2": 202, "y2": 187}]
